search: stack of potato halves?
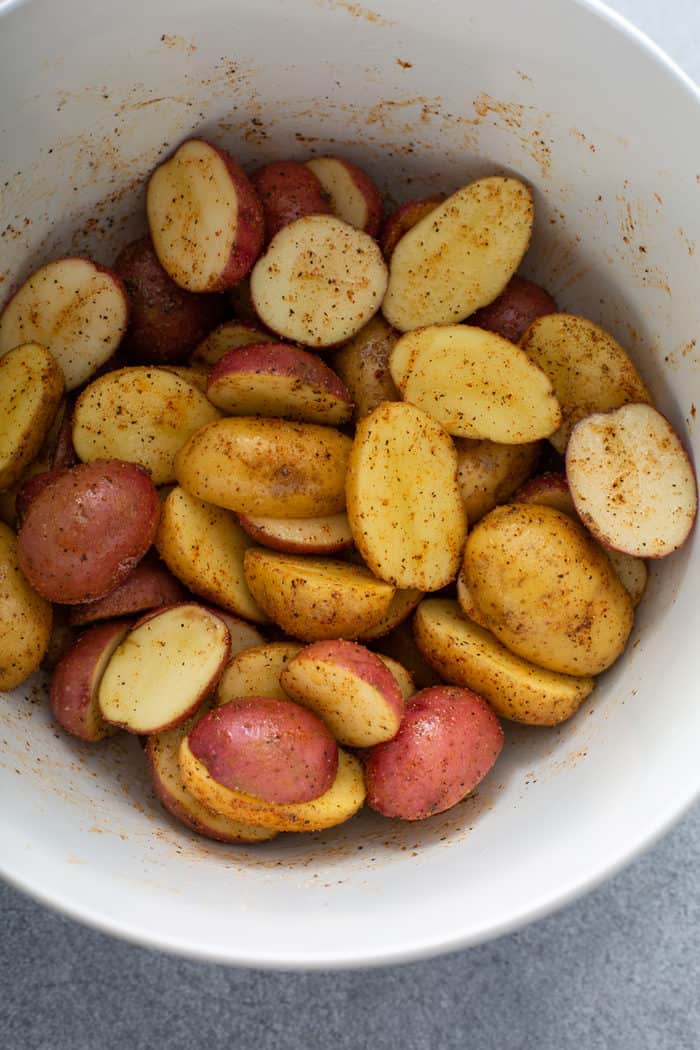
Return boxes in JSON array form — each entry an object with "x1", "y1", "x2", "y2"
[{"x1": 0, "y1": 140, "x2": 696, "y2": 841}]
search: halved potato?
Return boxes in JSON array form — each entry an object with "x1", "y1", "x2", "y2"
[
  {"x1": 98, "y1": 603, "x2": 231, "y2": 734},
  {"x1": 379, "y1": 194, "x2": 445, "y2": 260},
  {"x1": 520, "y1": 313, "x2": 652, "y2": 452},
  {"x1": 0, "y1": 258, "x2": 129, "y2": 389},
  {"x1": 155, "y1": 486, "x2": 267, "y2": 624},
  {"x1": 252, "y1": 160, "x2": 333, "y2": 241},
  {"x1": 346, "y1": 401, "x2": 467, "y2": 590},
  {"x1": 243, "y1": 549, "x2": 395, "y2": 641},
  {"x1": 377, "y1": 654, "x2": 414, "y2": 700},
  {"x1": 68, "y1": 556, "x2": 185, "y2": 626},
  {"x1": 190, "y1": 319, "x2": 271, "y2": 368},
  {"x1": 382, "y1": 176, "x2": 534, "y2": 331},
  {"x1": 158, "y1": 365, "x2": 210, "y2": 393},
  {"x1": 0, "y1": 520, "x2": 52, "y2": 690},
  {"x1": 455, "y1": 437, "x2": 541, "y2": 522},
  {"x1": 176, "y1": 416, "x2": 352, "y2": 518},
  {"x1": 50, "y1": 619, "x2": 130, "y2": 740},
  {"x1": 250, "y1": 215, "x2": 388, "y2": 348},
  {"x1": 356, "y1": 587, "x2": 423, "y2": 641},
  {"x1": 73, "y1": 367, "x2": 222, "y2": 485},
  {"x1": 179, "y1": 738, "x2": 366, "y2": 832},
  {"x1": 0, "y1": 343, "x2": 64, "y2": 490},
  {"x1": 414, "y1": 598, "x2": 594, "y2": 726},
  {"x1": 330, "y1": 314, "x2": 400, "y2": 421},
  {"x1": 216, "y1": 641, "x2": 303, "y2": 705},
  {"x1": 305, "y1": 156, "x2": 383, "y2": 237},
  {"x1": 237, "y1": 512, "x2": 354, "y2": 554},
  {"x1": 566, "y1": 403, "x2": 697, "y2": 558},
  {"x1": 390, "y1": 325, "x2": 561, "y2": 443}
]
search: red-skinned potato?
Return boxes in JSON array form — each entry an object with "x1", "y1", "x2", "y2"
[
  {"x1": 365, "y1": 686, "x2": 503, "y2": 820},
  {"x1": 67, "y1": 556, "x2": 185, "y2": 626},
  {"x1": 204, "y1": 610, "x2": 265, "y2": 656},
  {"x1": 113, "y1": 237, "x2": 227, "y2": 364},
  {"x1": 356, "y1": 586, "x2": 423, "y2": 641},
  {"x1": 467, "y1": 275, "x2": 557, "y2": 343},
  {"x1": 15, "y1": 467, "x2": 70, "y2": 528},
  {"x1": 189, "y1": 319, "x2": 271, "y2": 368},
  {"x1": 147, "y1": 138, "x2": 264, "y2": 293},
  {"x1": 280, "y1": 640, "x2": 405, "y2": 747},
  {"x1": 146, "y1": 708, "x2": 278, "y2": 843},
  {"x1": 50, "y1": 619, "x2": 131, "y2": 741},
  {"x1": 377, "y1": 654, "x2": 414, "y2": 700},
  {"x1": 379, "y1": 194, "x2": 445, "y2": 260},
  {"x1": 207, "y1": 342, "x2": 353, "y2": 425},
  {"x1": 0, "y1": 258, "x2": 129, "y2": 390},
  {"x1": 237, "y1": 512, "x2": 354, "y2": 554},
  {"x1": 251, "y1": 161, "x2": 333, "y2": 241},
  {"x1": 98, "y1": 603, "x2": 231, "y2": 734},
  {"x1": 17, "y1": 460, "x2": 160, "y2": 604},
  {"x1": 305, "y1": 156, "x2": 383, "y2": 237},
  {"x1": 187, "y1": 697, "x2": 338, "y2": 804}
]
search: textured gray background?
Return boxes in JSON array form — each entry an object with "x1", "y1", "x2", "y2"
[{"x1": 2, "y1": 1, "x2": 700, "y2": 1047}]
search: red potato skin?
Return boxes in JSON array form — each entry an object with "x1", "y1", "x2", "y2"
[
  {"x1": 514, "y1": 471, "x2": 575, "y2": 515},
  {"x1": 188, "y1": 697, "x2": 339, "y2": 804},
  {"x1": 237, "y1": 514, "x2": 354, "y2": 554},
  {"x1": 67, "y1": 556, "x2": 186, "y2": 626},
  {"x1": 207, "y1": 341, "x2": 353, "y2": 409},
  {"x1": 365, "y1": 686, "x2": 503, "y2": 820},
  {"x1": 51, "y1": 405, "x2": 78, "y2": 470},
  {"x1": 379, "y1": 195, "x2": 445, "y2": 259},
  {"x1": 250, "y1": 162, "x2": 333, "y2": 242},
  {"x1": 114, "y1": 237, "x2": 227, "y2": 365},
  {"x1": 17, "y1": 460, "x2": 160, "y2": 604},
  {"x1": 50, "y1": 619, "x2": 132, "y2": 741},
  {"x1": 15, "y1": 468, "x2": 70, "y2": 527},
  {"x1": 467, "y1": 275, "x2": 557, "y2": 344},
  {"x1": 290, "y1": 639, "x2": 404, "y2": 721},
  {"x1": 332, "y1": 158, "x2": 384, "y2": 238}
]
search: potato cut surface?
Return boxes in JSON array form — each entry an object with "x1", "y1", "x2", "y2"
[
  {"x1": 156, "y1": 486, "x2": 267, "y2": 623},
  {"x1": 216, "y1": 642, "x2": 303, "y2": 705},
  {"x1": 346, "y1": 401, "x2": 467, "y2": 590},
  {"x1": 330, "y1": 314, "x2": 400, "y2": 421},
  {"x1": 455, "y1": 437, "x2": 541, "y2": 523},
  {"x1": 520, "y1": 313, "x2": 652, "y2": 452},
  {"x1": 190, "y1": 320, "x2": 271, "y2": 368},
  {"x1": 98, "y1": 604, "x2": 230, "y2": 734},
  {"x1": 250, "y1": 215, "x2": 388, "y2": 347},
  {"x1": 0, "y1": 343, "x2": 64, "y2": 490},
  {"x1": 0, "y1": 521, "x2": 52, "y2": 690},
  {"x1": 73, "y1": 367, "x2": 221, "y2": 485},
  {"x1": 305, "y1": 157, "x2": 382, "y2": 236},
  {"x1": 390, "y1": 325, "x2": 561, "y2": 442},
  {"x1": 414, "y1": 598, "x2": 594, "y2": 726},
  {"x1": 0, "y1": 258, "x2": 128, "y2": 390},
  {"x1": 382, "y1": 176, "x2": 533, "y2": 331},
  {"x1": 566, "y1": 403, "x2": 697, "y2": 558},
  {"x1": 237, "y1": 512, "x2": 354, "y2": 554}
]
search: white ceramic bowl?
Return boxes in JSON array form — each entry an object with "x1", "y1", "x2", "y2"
[{"x1": 1, "y1": 0, "x2": 699, "y2": 969}]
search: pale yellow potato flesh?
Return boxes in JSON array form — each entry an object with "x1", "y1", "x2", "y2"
[
  {"x1": 0, "y1": 258, "x2": 128, "y2": 390},
  {"x1": 356, "y1": 587, "x2": 423, "y2": 641},
  {"x1": 377, "y1": 654, "x2": 414, "y2": 699},
  {"x1": 0, "y1": 343, "x2": 63, "y2": 490},
  {"x1": 390, "y1": 325, "x2": 561, "y2": 443},
  {"x1": 455, "y1": 437, "x2": 541, "y2": 522},
  {"x1": 250, "y1": 215, "x2": 388, "y2": 348},
  {"x1": 180, "y1": 739, "x2": 366, "y2": 832},
  {"x1": 414, "y1": 598, "x2": 595, "y2": 726},
  {"x1": 156, "y1": 486, "x2": 267, "y2": 624},
  {"x1": 176, "y1": 416, "x2": 352, "y2": 518},
  {"x1": 305, "y1": 157, "x2": 368, "y2": 229},
  {"x1": 73, "y1": 367, "x2": 221, "y2": 485},
  {"x1": 330, "y1": 314, "x2": 400, "y2": 421},
  {"x1": 382, "y1": 176, "x2": 534, "y2": 331},
  {"x1": 216, "y1": 642, "x2": 303, "y2": 705},
  {"x1": 520, "y1": 313, "x2": 652, "y2": 452},
  {"x1": 346, "y1": 401, "x2": 467, "y2": 590},
  {"x1": 158, "y1": 365, "x2": 211, "y2": 393},
  {"x1": 243, "y1": 549, "x2": 395, "y2": 641},
  {"x1": 0, "y1": 521, "x2": 52, "y2": 690},
  {"x1": 463, "y1": 503, "x2": 634, "y2": 676}
]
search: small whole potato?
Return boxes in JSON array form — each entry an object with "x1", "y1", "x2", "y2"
[
  {"x1": 365, "y1": 686, "x2": 503, "y2": 820},
  {"x1": 462, "y1": 503, "x2": 634, "y2": 676},
  {"x1": 187, "y1": 698, "x2": 339, "y2": 804}
]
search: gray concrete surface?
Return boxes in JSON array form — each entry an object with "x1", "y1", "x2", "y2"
[{"x1": 2, "y1": 1, "x2": 699, "y2": 1047}]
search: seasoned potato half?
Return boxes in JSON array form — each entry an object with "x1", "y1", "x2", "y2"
[
  {"x1": 0, "y1": 521, "x2": 52, "y2": 690},
  {"x1": 252, "y1": 160, "x2": 333, "y2": 241},
  {"x1": 190, "y1": 320, "x2": 271, "y2": 368},
  {"x1": 0, "y1": 258, "x2": 129, "y2": 390},
  {"x1": 156, "y1": 486, "x2": 267, "y2": 624},
  {"x1": 467, "y1": 274, "x2": 556, "y2": 344},
  {"x1": 520, "y1": 313, "x2": 652, "y2": 452},
  {"x1": 356, "y1": 586, "x2": 423, "y2": 641},
  {"x1": 566, "y1": 403, "x2": 697, "y2": 558},
  {"x1": 390, "y1": 325, "x2": 561, "y2": 443},
  {"x1": 50, "y1": 619, "x2": 130, "y2": 741},
  {"x1": 455, "y1": 437, "x2": 541, "y2": 523},
  {"x1": 250, "y1": 215, "x2": 388, "y2": 348},
  {"x1": 73, "y1": 367, "x2": 222, "y2": 485},
  {"x1": 216, "y1": 641, "x2": 303, "y2": 705},
  {"x1": 379, "y1": 195, "x2": 445, "y2": 260},
  {"x1": 243, "y1": 549, "x2": 395, "y2": 641},
  {"x1": 305, "y1": 156, "x2": 383, "y2": 237},
  {"x1": 414, "y1": 598, "x2": 594, "y2": 726},
  {"x1": 330, "y1": 315, "x2": 400, "y2": 422},
  {"x1": 68, "y1": 557, "x2": 185, "y2": 626},
  {"x1": 0, "y1": 343, "x2": 64, "y2": 490},
  {"x1": 463, "y1": 503, "x2": 634, "y2": 676},
  {"x1": 346, "y1": 401, "x2": 467, "y2": 590},
  {"x1": 237, "y1": 512, "x2": 354, "y2": 555},
  {"x1": 179, "y1": 739, "x2": 366, "y2": 832},
  {"x1": 176, "y1": 416, "x2": 352, "y2": 518},
  {"x1": 382, "y1": 176, "x2": 534, "y2": 331},
  {"x1": 377, "y1": 654, "x2": 415, "y2": 700}
]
